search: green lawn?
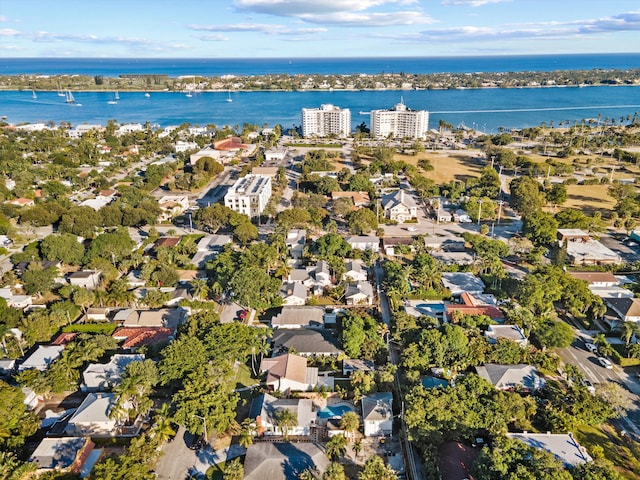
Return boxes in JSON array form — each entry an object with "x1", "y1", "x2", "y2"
[
  {"x1": 575, "y1": 424, "x2": 640, "y2": 479},
  {"x1": 234, "y1": 362, "x2": 257, "y2": 389}
]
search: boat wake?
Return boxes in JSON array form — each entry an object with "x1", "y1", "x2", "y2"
[{"x1": 431, "y1": 104, "x2": 640, "y2": 114}]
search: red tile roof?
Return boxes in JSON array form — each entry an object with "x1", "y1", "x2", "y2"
[
  {"x1": 51, "y1": 332, "x2": 78, "y2": 346},
  {"x1": 446, "y1": 304, "x2": 504, "y2": 320},
  {"x1": 112, "y1": 327, "x2": 173, "y2": 348},
  {"x1": 213, "y1": 137, "x2": 248, "y2": 151}
]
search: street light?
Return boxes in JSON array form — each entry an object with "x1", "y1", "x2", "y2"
[
  {"x1": 193, "y1": 414, "x2": 208, "y2": 442},
  {"x1": 477, "y1": 200, "x2": 483, "y2": 226}
]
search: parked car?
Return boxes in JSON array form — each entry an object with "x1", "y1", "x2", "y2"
[
  {"x1": 584, "y1": 342, "x2": 598, "y2": 354},
  {"x1": 238, "y1": 309, "x2": 248, "y2": 321},
  {"x1": 597, "y1": 357, "x2": 613, "y2": 369},
  {"x1": 187, "y1": 432, "x2": 204, "y2": 450},
  {"x1": 581, "y1": 378, "x2": 596, "y2": 394}
]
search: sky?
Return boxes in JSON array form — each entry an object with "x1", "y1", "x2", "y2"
[{"x1": 1, "y1": 0, "x2": 639, "y2": 58}]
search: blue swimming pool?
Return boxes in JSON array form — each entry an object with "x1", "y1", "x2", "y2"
[
  {"x1": 416, "y1": 303, "x2": 445, "y2": 314},
  {"x1": 317, "y1": 404, "x2": 353, "y2": 419}
]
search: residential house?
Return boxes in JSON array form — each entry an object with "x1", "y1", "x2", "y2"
[
  {"x1": 28, "y1": 437, "x2": 98, "y2": 476},
  {"x1": 189, "y1": 145, "x2": 220, "y2": 165},
  {"x1": 362, "y1": 392, "x2": 394, "y2": 437},
  {"x1": 0, "y1": 359, "x2": 16, "y2": 377},
  {"x1": 81, "y1": 354, "x2": 145, "y2": 392},
  {"x1": 557, "y1": 229, "x2": 591, "y2": 242},
  {"x1": 264, "y1": 147, "x2": 288, "y2": 163},
  {"x1": 441, "y1": 272, "x2": 485, "y2": 297},
  {"x1": 243, "y1": 442, "x2": 329, "y2": 480},
  {"x1": 383, "y1": 237, "x2": 416, "y2": 256},
  {"x1": 506, "y1": 432, "x2": 592, "y2": 467},
  {"x1": 446, "y1": 292, "x2": 504, "y2": 323},
  {"x1": 475, "y1": 364, "x2": 545, "y2": 392},
  {"x1": 345, "y1": 281, "x2": 375, "y2": 306},
  {"x1": 280, "y1": 282, "x2": 308, "y2": 306},
  {"x1": 118, "y1": 308, "x2": 186, "y2": 331},
  {"x1": 381, "y1": 189, "x2": 418, "y2": 222},
  {"x1": 64, "y1": 393, "x2": 121, "y2": 437},
  {"x1": 566, "y1": 240, "x2": 621, "y2": 265},
  {"x1": 174, "y1": 141, "x2": 199, "y2": 153},
  {"x1": 67, "y1": 270, "x2": 101, "y2": 290},
  {"x1": 18, "y1": 345, "x2": 64, "y2": 372},
  {"x1": 259, "y1": 353, "x2": 319, "y2": 392},
  {"x1": 6, "y1": 198, "x2": 35, "y2": 207},
  {"x1": 112, "y1": 327, "x2": 173, "y2": 350},
  {"x1": 343, "y1": 358, "x2": 375, "y2": 376},
  {"x1": 568, "y1": 271, "x2": 619, "y2": 287},
  {"x1": 286, "y1": 229, "x2": 306, "y2": 260},
  {"x1": 0, "y1": 287, "x2": 32, "y2": 309},
  {"x1": 606, "y1": 297, "x2": 640, "y2": 323},
  {"x1": 484, "y1": 325, "x2": 528, "y2": 346},
  {"x1": 345, "y1": 235, "x2": 380, "y2": 253},
  {"x1": 250, "y1": 393, "x2": 315, "y2": 437},
  {"x1": 157, "y1": 195, "x2": 190, "y2": 221},
  {"x1": 272, "y1": 329, "x2": 342, "y2": 357},
  {"x1": 271, "y1": 306, "x2": 326, "y2": 329},
  {"x1": 343, "y1": 260, "x2": 368, "y2": 283}
]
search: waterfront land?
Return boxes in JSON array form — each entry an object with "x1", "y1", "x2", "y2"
[{"x1": 2, "y1": 67, "x2": 640, "y2": 93}]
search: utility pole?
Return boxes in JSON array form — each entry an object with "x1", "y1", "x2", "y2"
[{"x1": 497, "y1": 200, "x2": 504, "y2": 225}]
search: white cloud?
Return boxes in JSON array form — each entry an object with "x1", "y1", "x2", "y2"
[
  {"x1": 233, "y1": 0, "x2": 432, "y2": 26},
  {"x1": 189, "y1": 23, "x2": 327, "y2": 35},
  {"x1": 0, "y1": 28, "x2": 21, "y2": 37},
  {"x1": 441, "y1": 0, "x2": 510, "y2": 6},
  {"x1": 195, "y1": 34, "x2": 229, "y2": 42},
  {"x1": 376, "y1": 10, "x2": 640, "y2": 43}
]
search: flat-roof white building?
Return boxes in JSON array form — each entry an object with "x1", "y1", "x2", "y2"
[
  {"x1": 370, "y1": 101, "x2": 429, "y2": 140},
  {"x1": 224, "y1": 174, "x2": 272, "y2": 218},
  {"x1": 302, "y1": 104, "x2": 351, "y2": 138}
]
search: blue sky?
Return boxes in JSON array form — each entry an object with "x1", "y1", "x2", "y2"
[{"x1": 1, "y1": 0, "x2": 639, "y2": 58}]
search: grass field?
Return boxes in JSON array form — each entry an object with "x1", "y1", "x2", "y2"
[{"x1": 575, "y1": 423, "x2": 640, "y2": 479}]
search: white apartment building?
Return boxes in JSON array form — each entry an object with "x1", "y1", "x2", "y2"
[
  {"x1": 224, "y1": 174, "x2": 272, "y2": 218},
  {"x1": 302, "y1": 104, "x2": 351, "y2": 138},
  {"x1": 370, "y1": 101, "x2": 429, "y2": 139}
]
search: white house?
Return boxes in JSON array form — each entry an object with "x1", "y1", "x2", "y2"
[
  {"x1": 484, "y1": 325, "x2": 528, "y2": 346},
  {"x1": 250, "y1": 393, "x2": 315, "y2": 437},
  {"x1": 174, "y1": 141, "x2": 199, "y2": 153},
  {"x1": 259, "y1": 354, "x2": 319, "y2": 392},
  {"x1": 157, "y1": 195, "x2": 190, "y2": 221},
  {"x1": 265, "y1": 148, "x2": 288, "y2": 162},
  {"x1": 346, "y1": 236, "x2": 380, "y2": 253},
  {"x1": 475, "y1": 364, "x2": 545, "y2": 392},
  {"x1": 81, "y1": 354, "x2": 145, "y2": 392},
  {"x1": 64, "y1": 393, "x2": 121, "y2": 437},
  {"x1": 345, "y1": 281, "x2": 375, "y2": 306},
  {"x1": 343, "y1": 260, "x2": 368, "y2": 283},
  {"x1": 606, "y1": 297, "x2": 640, "y2": 323},
  {"x1": 382, "y1": 190, "x2": 418, "y2": 223},
  {"x1": 362, "y1": 392, "x2": 393, "y2": 437},
  {"x1": 271, "y1": 306, "x2": 325, "y2": 329},
  {"x1": 67, "y1": 270, "x2": 101, "y2": 290},
  {"x1": 506, "y1": 432, "x2": 592, "y2": 467},
  {"x1": 19, "y1": 345, "x2": 65, "y2": 372},
  {"x1": 115, "y1": 123, "x2": 143, "y2": 135},
  {"x1": 280, "y1": 282, "x2": 308, "y2": 306}
]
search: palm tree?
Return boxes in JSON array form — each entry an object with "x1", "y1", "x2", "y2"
[
  {"x1": 191, "y1": 279, "x2": 209, "y2": 301},
  {"x1": 223, "y1": 458, "x2": 244, "y2": 480},
  {"x1": 593, "y1": 333, "x2": 607, "y2": 346},
  {"x1": 599, "y1": 342, "x2": 616, "y2": 358},
  {"x1": 620, "y1": 322, "x2": 639, "y2": 345},
  {"x1": 250, "y1": 334, "x2": 271, "y2": 376},
  {"x1": 238, "y1": 419, "x2": 255, "y2": 448},
  {"x1": 150, "y1": 416, "x2": 176, "y2": 444},
  {"x1": 353, "y1": 439, "x2": 363, "y2": 459},
  {"x1": 322, "y1": 462, "x2": 346, "y2": 480},
  {"x1": 299, "y1": 469, "x2": 318, "y2": 480},
  {"x1": 325, "y1": 434, "x2": 347, "y2": 461},
  {"x1": 340, "y1": 411, "x2": 360, "y2": 443},
  {"x1": 275, "y1": 408, "x2": 297, "y2": 441}
]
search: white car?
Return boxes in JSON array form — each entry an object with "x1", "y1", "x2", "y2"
[
  {"x1": 405, "y1": 227, "x2": 418, "y2": 232},
  {"x1": 584, "y1": 342, "x2": 599, "y2": 354},
  {"x1": 597, "y1": 357, "x2": 613, "y2": 369},
  {"x1": 581, "y1": 379, "x2": 596, "y2": 394}
]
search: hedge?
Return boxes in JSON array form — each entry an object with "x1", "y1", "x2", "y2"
[{"x1": 62, "y1": 322, "x2": 118, "y2": 335}]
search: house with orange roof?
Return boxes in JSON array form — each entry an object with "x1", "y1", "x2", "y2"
[{"x1": 6, "y1": 198, "x2": 35, "y2": 207}]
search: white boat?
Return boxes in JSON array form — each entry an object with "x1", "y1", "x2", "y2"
[
  {"x1": 186, "y1": 91, "x2": 193, "y2": 98},
  {"x1": 144, "y1": 92, "x2": 150, "y2": 98},
  {"x1": 65, "y1": 90, "x2": 76, "y2": 103},
  {"x1": 115, "y1": 90, "x2": 120, "y2": 100},
  {"x1": 107, "y1": 91, "x2": 118, "y2": 104},
  {"x1": 32, "y1": 90, "x2": 37, "y2": 99},
  {"x1": 57, "y1": 82, "x2": 65, "y2": 97}
]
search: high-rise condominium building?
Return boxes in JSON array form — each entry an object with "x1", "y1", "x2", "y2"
[
  {"x1": 370, "y1": 101, "x2": 429, "y2": 140},
  {"x1": 302, "y1": 104, "x2": 351, "y2": 138},
  {"x1": 224, "y1": 174, "x2": 272, "y2": 218}
]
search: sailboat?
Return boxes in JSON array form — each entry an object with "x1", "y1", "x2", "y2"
[
  {"x1": 226, "y1": 89, "x2": 233, "y2": 103},
  {"x1": 57, "y1": 82, "x2": 65, "y2": 97},
  {"x1": 65, "y1": 90, "x2": 81, "y2": 106},
  {"x1": 144, "y1": 92, "x2": 150, "y2": 98},
  {"x1": 107, "y1": 91, "x2": 119, "y2": 104},
  {"x1": 32, "y1": 89, "x2": 37, "y2": 99}
]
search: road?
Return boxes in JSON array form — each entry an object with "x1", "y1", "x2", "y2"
[
  {"x1": 374, "y1": 260, "x2": 423, "y2": 480},
  {"x1": 155, "y1": 426, "x2": 245, "y2": 479},
  {"x1": 558, "y1": 333, "x2": 640, "y2": 441}
]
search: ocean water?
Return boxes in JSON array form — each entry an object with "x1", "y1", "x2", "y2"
[
  {"x1": 2, "y1": 53, "x2": 640, "y2": 77},
  {"x1": 2, "y1": 86, "x2": 639, "y2": 134},
  {"x1": 2, "y1": 54, "x2": 639, "y2": 132}
]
